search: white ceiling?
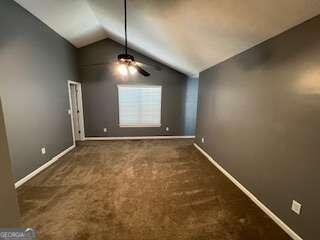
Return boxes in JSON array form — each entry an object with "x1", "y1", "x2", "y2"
[{"x1": 15, "y1": 0, "x2": 320, "y2": 76}]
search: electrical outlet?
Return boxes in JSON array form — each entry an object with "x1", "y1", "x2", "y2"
[
  {"x1": 201, "y1": 137, "x2": 205, "y2": 143},
  {"x1": 103, "y1": 128, "x2": 107, "y2": 133},
  {"x1": 291, "y1": 200, "x2": 302, "y2": 215},
  {"x1": 41, "y1": 147, "x2": 46, "y2": 155},
  {"x1": 166, "y1": 127, "x2": 170, "y2": 132}
]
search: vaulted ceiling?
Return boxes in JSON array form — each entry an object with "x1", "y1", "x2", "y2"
[{"x1": 15, "y1": 0, "x2": 320, "y2": 76}]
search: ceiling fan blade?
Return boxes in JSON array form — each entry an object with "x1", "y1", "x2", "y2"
[
  {"x1": 135, "y1": 65, "x2": 151, "y2": 77},
  {"x1": 135, "y1": 61, "x2": 161, "y2": 71}
]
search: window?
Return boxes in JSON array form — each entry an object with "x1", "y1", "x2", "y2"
[{"x1": 118, "y1": 85, "x2": 162, "y2": 127}]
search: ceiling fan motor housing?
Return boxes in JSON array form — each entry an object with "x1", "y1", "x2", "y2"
[{"x1": 118, "y1": 54, "x2": 134, "y2": 63}]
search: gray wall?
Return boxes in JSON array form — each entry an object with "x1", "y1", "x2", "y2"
[
  {"x1": 78, "y1": 38, "x2": 197, "y2": 137},
  {"x1": 196, "y1": 15, "x2": 320, "y2": 239},
  {"x1": 0, "y1": 0, "x2": 77, "y2": 181},
  {"x1": 0, "y1": 99, "x2": 21, "y2": 227}
]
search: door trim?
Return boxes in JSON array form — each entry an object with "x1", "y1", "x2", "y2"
[{"x1": 68, "y1": 80, "x2": 85, "y2": 144}]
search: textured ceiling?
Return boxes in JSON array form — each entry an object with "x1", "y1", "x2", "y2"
[{"x1": 15, "y1": 0, "x2": 320, "y2": 75}]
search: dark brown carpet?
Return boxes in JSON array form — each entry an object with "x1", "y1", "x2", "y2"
[{"x1": 17, "y1": 140, "x2": 291, "y2": 240}]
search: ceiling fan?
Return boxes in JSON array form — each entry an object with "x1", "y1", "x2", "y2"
[
  {"x1": 80, "y1": 0, "x2": 160, "y2": 77},
  {"x1": 116, "y1": 0, "x2": 151, "y2": 77}
]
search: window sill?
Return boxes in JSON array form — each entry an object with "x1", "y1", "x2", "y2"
[{"x1": 119, "y1": 124, "x2": 161, "y2": 128}]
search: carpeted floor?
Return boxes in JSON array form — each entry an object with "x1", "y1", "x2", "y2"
[{"x1": 17, "y1": 140, "x2": 291, "y2": 240}]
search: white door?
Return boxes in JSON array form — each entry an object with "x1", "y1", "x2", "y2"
[{"x1": 70, "y1": 84, "x2": 81, "y2": 141}]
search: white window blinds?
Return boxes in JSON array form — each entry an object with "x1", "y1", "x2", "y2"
[{"x1": 118, "y1": 85, "x2": 162, "y2": 127}]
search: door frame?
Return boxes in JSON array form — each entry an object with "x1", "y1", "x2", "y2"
[{"x1": 67, "y1": 80, "x2": 85, "y2": 144}]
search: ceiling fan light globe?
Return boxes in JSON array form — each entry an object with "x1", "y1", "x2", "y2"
[
  {"x1": 128, "y1": 65, "x2": 137, "y2": 74},
  {"x1": 118, "y1": 64, "x2": 128, "y2": 76}
]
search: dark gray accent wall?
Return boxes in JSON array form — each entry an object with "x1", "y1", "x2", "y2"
[
  {"x1": 0, "y1": 99, "x2": 20, "y2": 227},
  {"x1": 78, "y1": 38, "x2": 197, "y2": 137},
  {"x1": 0, "y1": 0, "x2": 77, "y2": 181},
  {"x1": 196, "y1": 16, "x2": 320, "y2": 239}
]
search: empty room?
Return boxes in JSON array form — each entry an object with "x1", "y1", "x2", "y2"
[{"x1": 0, "y1": 0, "x2": 319, "y2": 239}]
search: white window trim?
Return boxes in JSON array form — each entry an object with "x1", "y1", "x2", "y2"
[
  {"x1": 119, "y1": 124, "x2": 162, "y2": 128},
  {"x1": 117, "y1": 84, "x2": 162, "y2": 128}
]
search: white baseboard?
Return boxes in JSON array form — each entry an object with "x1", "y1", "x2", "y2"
[
  {"x1": 193, "y1": 143, "x2": 303, "y2": 240},
  {"x1": 15, "y1": 144, "x2": 75, "y2": 189},
  {"x1": 85, "y1": 136, "x2": 195, "y2": 141}
]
